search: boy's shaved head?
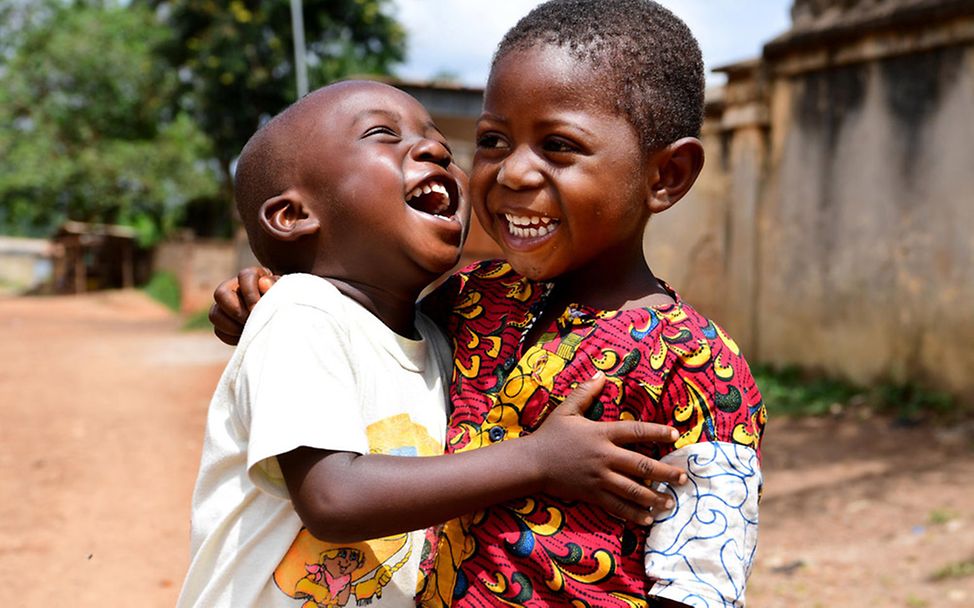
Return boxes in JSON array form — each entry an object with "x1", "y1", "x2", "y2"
[
  {"x1": 231, "y1": 80, "x2": 468, "y2": 282},
  {"x1": 233, "y1": 81, "x2": 372, "y2": 271},
  {"x1": 493, "y1": 0, "x2": 705, "y2": 153},
  {"x1": 233, "y1": 85, "x2": 335, "y2": 269}
]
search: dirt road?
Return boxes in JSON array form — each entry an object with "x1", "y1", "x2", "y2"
[{"x1": 0, "y1": 291, "x2": 971, "y2": 607}]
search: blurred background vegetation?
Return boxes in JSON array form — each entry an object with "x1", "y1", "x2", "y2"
[{"x1": 0, "y1": 0, "x2": 405, "y2": 246}]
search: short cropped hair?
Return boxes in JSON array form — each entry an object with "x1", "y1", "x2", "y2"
[
  {"x1": 493, "y1": 0, "x2": 705, "y2": 153},
  {"x1": 233, "y1": 96, "x2": 309, "y2": 271}
]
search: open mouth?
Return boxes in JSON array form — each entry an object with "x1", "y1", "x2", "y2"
[
  {"x1": 504, "y1": 213, "x2": 559, "y2": 238},
  {"x1": 405, "y1": 178, "x2": 458, "y2": 219}
]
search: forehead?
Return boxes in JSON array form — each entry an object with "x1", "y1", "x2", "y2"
[
  {"x1": 298, "y1": 82, "x2": 435, "y2": 133},
  {"x1": 484, "y1": 44, "x2": 617, "y2": 119}
]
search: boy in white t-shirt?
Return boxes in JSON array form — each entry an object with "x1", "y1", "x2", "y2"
[{"x1": 178, "y1": 80, "x2": 687, "y2": 608}]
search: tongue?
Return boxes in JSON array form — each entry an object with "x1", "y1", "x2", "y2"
[{"x1": 409, "y1": 191, "x2": 448, "y2": 216}]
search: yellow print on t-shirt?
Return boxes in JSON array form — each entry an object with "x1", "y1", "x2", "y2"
[{"x1": 274, "y1": 414, "x2": 442, "y2": 606}]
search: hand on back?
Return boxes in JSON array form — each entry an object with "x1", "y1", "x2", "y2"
[{"x1": 209, "y1": 266, "x2": 278, "y2": 344}]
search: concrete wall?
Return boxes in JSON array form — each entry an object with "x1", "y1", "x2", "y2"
[
  {"x1": 0, "y1": 237, "x2": 57, "y2": 295},
  {"x1": 647, "y1": 1, "x2": 974, "y2": 401},
  {"x1": 156, "y1": 238, "x2": 238, "y2": 313}
]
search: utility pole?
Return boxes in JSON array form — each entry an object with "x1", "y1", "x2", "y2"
[{"x1": 290, "y1": 0, "x2": 308, "y2": 98}]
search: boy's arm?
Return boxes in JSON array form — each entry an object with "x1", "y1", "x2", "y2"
[{"x1": 279, "y1": 374, "x2": 687, "y2": 543}]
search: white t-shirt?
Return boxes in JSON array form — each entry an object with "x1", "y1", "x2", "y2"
[{"x1": 178, "y1": 273, "x2": 452, "y2": 608}]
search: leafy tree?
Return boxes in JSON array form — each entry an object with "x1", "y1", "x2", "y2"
[
  {"x1": 0, "y1": 0, "x2": 220, "y2": 245},
  {"x1": 141, "y1": 0, "x2": 407, "y2": 184}
]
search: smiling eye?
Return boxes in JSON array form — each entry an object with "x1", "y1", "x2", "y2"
[
  {"x1": 476, "y1": 133, "x2": 509, "y2": 150},
  {"x1": 542, "y1": 137, "x2": 580, "y2": 154},
  {"x1": 364, "y1": 125, "x2": 399, "y2": 138}
]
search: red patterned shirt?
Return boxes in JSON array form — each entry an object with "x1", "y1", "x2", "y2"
[{"x1": 418, "y1": 260, "x2": 766, "y2": 608}]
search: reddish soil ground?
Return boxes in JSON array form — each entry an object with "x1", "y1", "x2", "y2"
[{"x1": 1, "y1": 291, "x2": 972, "y2": 607}]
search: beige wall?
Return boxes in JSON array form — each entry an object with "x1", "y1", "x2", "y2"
[
  {"x1": 156, "y1": 239, "x2": 238, "y2": 313},
  {"x1": 647, "y1": 5, "x2": 974, "y2": 401}
]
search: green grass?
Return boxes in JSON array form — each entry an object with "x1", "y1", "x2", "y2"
[
  {"x1": 905, "y1": 596, "x2": 929, "y2": 608},
  {"x1": 929, "y1": 557, "x2": 974, "y2": 582},
  {"x1": 141, "y1": 272, "x2": 214, "y2": 332},
  {"x1": 753, "y1": 364, "x2": 960, "y2": 421},
  {"x1": 142, "y1": 271, "x2": 181, "y2": 312},
  {"x1": 753, "y1": 364, "x2": 862, "y2": 417},
  {"x1": 182, "y1": 308, "x2": 212, "y2": 331},
  {"x1": 927, "y1": 508, "x2": 958, "y2": 526}
]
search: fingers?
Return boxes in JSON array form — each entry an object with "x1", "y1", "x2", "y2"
[
  {"x1": 257, "y1": 272, "x2": 278, "y2": 294},
  {"x1": 209, "y1": 304, "x2": 244, "y2": 345},
  {"x1": 554, "y1": 372, "x2": 606, "y2": 417},
  {"x1": 607, "y1": 449, "x2": 687, "y2": 486},
  {"x1": 213, "y1": 277, "x2": 247, "y2": 324},
  {"x1": 237, "y1": 267, "x2": 270, "y2": 310},
  {"x1": 213, "y1": 327, "x2": 241, "y2": 346},
  {"x1": 595, "y1": 472, "x2": 676, "y2": 525},
  {"x1": 605, "y1": 420, "x2": 680, "y2": 445}
]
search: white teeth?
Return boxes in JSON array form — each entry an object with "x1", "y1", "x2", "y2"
[
  {"x1": 504, "y1": 213, "x2": 557, "y2": 238},
  {"x1": 504, "y1": 213, "x2": 553, "y2": 227},
  {"x1": 405, "y1": 181, "x2": 453, "y2": 217}
]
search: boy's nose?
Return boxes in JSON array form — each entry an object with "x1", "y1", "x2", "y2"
[
  {"x1": 497, "y1": 146, "x2": 543, "y2": 190},
  {"x1": 411, "y1": 137, "x2": 452, "y2": 169}
]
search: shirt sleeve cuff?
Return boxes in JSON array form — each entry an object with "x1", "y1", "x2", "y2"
[{"x1": 645, "y1": 441, "x2": 762, "y2": 607}]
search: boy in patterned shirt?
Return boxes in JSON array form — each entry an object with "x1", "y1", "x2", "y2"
[
  {"x1": 415, "y1": 3, "x2": 766, "y2": 606},
  {"x1": 213, "y1": 2, "x2": 766, "y2": 606}
]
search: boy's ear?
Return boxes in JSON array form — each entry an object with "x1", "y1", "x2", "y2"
[
  {"x1": 646, "y1": 137, "x2": 705, "y2": 214},
  {"x1": 258, "y1": 189, "x2": 321, "y2": 241}
]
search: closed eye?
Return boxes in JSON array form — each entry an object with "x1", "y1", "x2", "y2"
[{"x1": 363, "y1": 125, "x2": 399, "y2": 139}]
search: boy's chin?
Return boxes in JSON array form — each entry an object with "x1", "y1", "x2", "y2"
[
  {"x1": 418, "y1": 247, "x2": 463, "y2": 279},
  {"x1": 501, "y1": 254, "x2": 557, "y2": 283}
]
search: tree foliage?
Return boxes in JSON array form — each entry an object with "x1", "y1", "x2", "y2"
[
  {"x1": 141, "y1": 0, "x2": 407, "y2": 172},
  {"x1": 0, "y1": 0, "x2": 220, "y2": 245},
  {"x1": 0, "y1": 0, "x2": 407, "y2": 244}
]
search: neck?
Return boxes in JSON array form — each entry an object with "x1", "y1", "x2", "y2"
[
  {"x1": 550, "y1": 243, "x2": 671, "y2": 311},
  {"x1": 324, "y1": 278, "x2": 422, "y2": 338}
]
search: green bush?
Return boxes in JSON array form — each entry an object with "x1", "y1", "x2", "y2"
[
  {"x1": 753, "y1": 364, "x2": 959, "y2": 421},
  {"x1": 142, "y1": 271, "x2": 181, "y2": 312},
  {"x1": 182, "y1": 308, "x2": 212, "y2": 332}
]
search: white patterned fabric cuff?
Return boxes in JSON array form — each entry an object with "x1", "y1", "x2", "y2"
[{"x1": 645, "y1": 442, "x2": 762, "y2": 608}]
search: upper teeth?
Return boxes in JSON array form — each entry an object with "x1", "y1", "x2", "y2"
[
  {"x1": 505, "y1": 213, "x2": 557, "y2": 238},
  {"x1": 407, "y1": 182, "x2": 449, "y2": 202},
  {"x1": 406, "y1": 182, "x2": 452, "y2": 217}
]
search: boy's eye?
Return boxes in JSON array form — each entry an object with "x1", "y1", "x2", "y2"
[
  {"x1": 476, "y1": 133, "x2": 508, "y2": 150},
  {"x1": 542, "y1": 137, "x2": 580, "y2": 154},
  {"x1": 364, "y1": 125, "x2": 399, "y2": 138}
]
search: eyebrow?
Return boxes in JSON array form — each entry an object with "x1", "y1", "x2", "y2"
[
  {"x1": 354, "y1": 108, "x2": 402, "y2": 123},
  {"x1": 477, "y1": 112, "x2": 597, "y2": 138}
]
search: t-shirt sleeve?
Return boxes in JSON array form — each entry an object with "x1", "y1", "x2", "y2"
[{"x1": 235, "y1": 302, "x2": 369, "y2": 499}]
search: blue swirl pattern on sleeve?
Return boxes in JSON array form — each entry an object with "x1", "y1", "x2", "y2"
[{"x1": 646, "y1": 442, "x2": 762, "y2": 607}]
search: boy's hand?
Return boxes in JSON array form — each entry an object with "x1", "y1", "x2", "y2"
[
  {"x1": 208, "y1": 266, "x2": 278, "y2": 345},
  {"x1": 527, "y1": 372, "x2": 687, "y2": 526}
]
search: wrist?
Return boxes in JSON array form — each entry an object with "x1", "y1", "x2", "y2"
[{"x1": 519, "y1": 433, "x2": 550, "y2": 495}]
